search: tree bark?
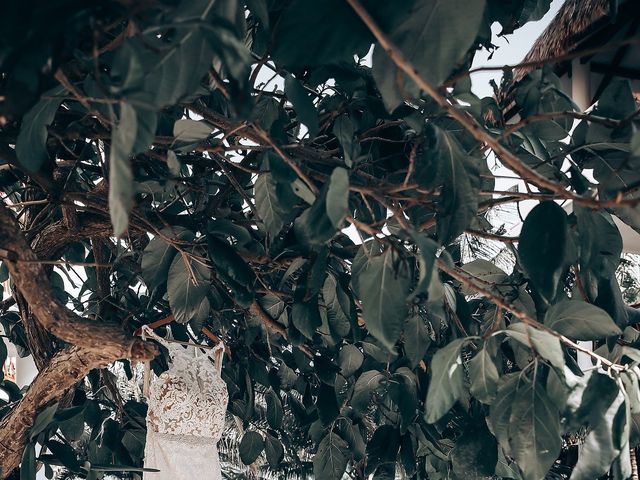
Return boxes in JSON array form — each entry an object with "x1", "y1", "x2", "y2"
[
  {"x1": 0, "y1": 203, "x2": 141, "y2": 353},
  {"x1": 0, "y1": 202, "x2": 157, "y2": 478},
  {"x1": 0, "y1": 344, "x2": 154, "y2": 478}
]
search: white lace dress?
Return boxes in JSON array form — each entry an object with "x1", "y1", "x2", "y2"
[{"x1": 142, "y1": 328, "x2": 228, "y2": 479}]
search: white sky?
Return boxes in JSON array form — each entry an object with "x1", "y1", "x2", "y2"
[{"x1": 471, "y1": 0, "x2": 564, "y2": 98}]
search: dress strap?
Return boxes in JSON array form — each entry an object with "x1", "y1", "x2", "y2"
[
  {"x1": 141, "y1": 325, "x2": 171, "y2": 347},
  {"x1": 212, "y1": 342, "x2": 224, "y2": 375}
]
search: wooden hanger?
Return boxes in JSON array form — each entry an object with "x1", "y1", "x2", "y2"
[{"x1": 134, "y1": 315, "x2": 229, "y2": 355}]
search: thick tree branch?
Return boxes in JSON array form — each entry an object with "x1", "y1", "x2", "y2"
[
  {"x1": 0, "y1": 343, "x2": 154, "y2": 478},
  {"x1": 0, "y1": 202, "x2": 153, "y2": 358}
]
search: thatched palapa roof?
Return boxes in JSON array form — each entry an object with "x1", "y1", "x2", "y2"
[{"x1": 514, "y1": 0, "x2": 614, "y2": 81}]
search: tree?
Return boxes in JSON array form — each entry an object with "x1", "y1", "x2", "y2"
[{"x1": 0, "y1": 0, "x2": 639, "y2": 478}]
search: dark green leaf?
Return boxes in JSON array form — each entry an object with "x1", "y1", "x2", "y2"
[
  {"x1": 16, "y1": 85, "x2": 65, "y2": 172},
  {"x1": 266, "y1": 389, "x2": 283, "y2": 429},
  {"x1": 323, "y1": 274, "x2": 352, "y2": 339},
  {"x1": 575, "y1": 207, "x2": 622, "y2": 280},
  {"x1": 358, "y1": 249, "x2": 410, "y2": 351},
  {"x1": 469, "y1": 347, "x2": 499, "y2": 404},
  {"x1": 506, "y1": 323, "x2": 565, "y2": 370},
  {"x1": 568, "y1": 372, "x2": 625, "y2": 479},
  {"x1": 167, "y1": 254, "x2": 211, "y2": 324},
  {"x1": 30, "y1": 402, "x2": 59, "y2": 440},
  {"x1": 416, "y1": 125, "x2": 483, "y2": 242},
  {"x1": 272, "y1": 0, "x2": 370, "y2": 67},
  {"x1": 141, "y1": 227, "x2": 195, "y2": 292},
  {"x1": 545, "y1": 300, "x2": 622, "y2": 340},
  {"x1": 264, "y1": 434, "x2": 284, "y2": 467},
  {"x1": 285, "y1": 74, "x2": 319, "y2": 138},
  {"x1": 509, "y1": 378, "x2": 561, "y2": 480},
  {"x1": 338, "y1": 344, "x2": 363, "y2": 378},
  {"x1": 409, "y1": 233, "x2": 441, "y2": 301},
  {"x1": 333, "y1": 115, "x2": 358, "y2": 167},
  {"x1": 208, "y1": 236, "x2": 255, "y2": 307},
  {"x1": 325, "y1": 167, "x2": 349, "y2": 228},
  {"x1": 239, "y1": 431, "x2": 264, "y2": 465},
  {"x1": 403, "y1": 315, "x2": 430, "y2": 368},
  {"x1": 294, "y1": 168, "x2": 349, "y2": 245},
  {"x1": 20, "y1": 444, "x2": 36, "y2": 480},
  {"x1": 518, "y1": 201, "x2": 568, "y2": 301},
  {"x1": 351, "y1": 370, "x2": 385, "y2": 414},
  {"x1": 108, "y1": 102, "x2": 138, "y2": 237},
  {"x1": 489, "y1": 374, "x2": 520, "y2": 456},
  {"x1": 313, "y1": 431, "x2": 349, "y2": 480},
  {"x1": 425, "y1": 338, "x2": 467, "y2": 423},
  {"x1": 255, "y1": 172, "x2": 289, "y2": 237},
  {"x1": 389, "y1": 367, "x2": 418, "y2": 429},
  {"x1": 373, "y1": 0, "x2": 486, "y2": 110},
  {"x1": 291, "y1": 301, "x2": 322, "y2": 339}
]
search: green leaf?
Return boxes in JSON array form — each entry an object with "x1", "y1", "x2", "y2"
[
  {"x1": 632, "y1": 125, "x2": 640, "y2": 157},
  {"x1": 0, "y1": 338, "x2": 6, "y2": 381},
  {"x1": 409, "y1": 233, "x2": 441, "y2": 301},
  {"x1": 575, "y1": 207, "x2": 622, "y2": 280},
  {"x1": 518, "y1": 201, "x2": 568, "y2": 301},
  {"x1": 358, "y1": 249, "x2": 411, "y2": 351},
  {"x1": 20, "y1": 443, "x2": 36, "y2": 480},
  {"x1": 292, "y1": 301, "x2": 322, "y2": 339},
  {"x1": 545, "y1": 300, "x2": 622, "y2": 340},
  {"x1": 506, "y1": 323, "x2": 565, "y2": 370},
  {"x1": 489, "y1": 374, "x2": 520, "y2": 456},
  {"x1": 285, "y1": 74, "x2": 319, "y2": 138},
  {"x1": 403, "y1": 315, "x2": 430, "y2": 368},
  {"x1": 425, "y1": 338, "x2": 467, "y2": 423},
  {"x1": 172, "y1": 118, "x2": 212, "y2": 144},
  {"x1": 108, "y1": 102, "x2": 138, "y2": 237},
  {"x1": 338, "y1": 344, "x2": 363, "y2": 378},
  {"x1": 272, "y1": 0, "x2": 370, "y2": 67},
  {"x1": 167, "y1": 254, "x2": 211, "y2": 324},
  {"x1": 30, "y1": 402, "x2": 59, "y2": 441},
  {"x1": 372, "y1": 0, "x2": 486, "y2": 110},
  {"x1": 16, "y1": 85, "x2": 65, "y2": 172},
  {"x1": 469, "y1": 347, "x2": 499, "y2": 404},
  {"x1": 351, "y1": 370, "x2": 385, "y2": 413},
  {"x1": 325, "y1": 167, "x2": 349, "y2": 228},
  {"x1": 508, "y1": 378, "x2": 562, "y2": 480},
  {"x1": 264, "y1": 434, "x2": 284, "y2": 467},
  {"x1": 390, "y1": 367, "x2": 418, "y2": 430},
  {"x1": 313, "y1": 431, "x2": 349, "y2": 480},
  {"x1": 166, "y1": 150, "x2": 181, "y2": 176},
  {"x1": 294, "y1": 168, "x2": 349, "y2": 245},
  {"x1": 567, "y1": 372, "x2": 626, "y2": 479},
  {"x1": 239, "y1": 431, "x2": 264, "y2": 465},
  {"x1": 415, "y1": 125, "x2": 482, "y2": 242},
  {"x1": 207, "y1": 236, "x2": 255, "y2": 307},
  {"x1": 595, "y1": 78, "x2": 636, "y2": 120},
  {"x1": 333, "y1": 115, "x2": 358, "y2": 167},
  {"x1": 254, "y1": 172, "x2": 290, "y2": 237},
  {"x1": 266, "y1": 389, "x2": 283, "y2": 429},
  {"x1": 141, "y1": 227, "x2": 195, "y2": 292},
  {"x1": 461, "y1": 259, "x2": 508, "y2": 295},
  {"x1": 323, "y1": 274, "x2": 352, "y2": 338}
]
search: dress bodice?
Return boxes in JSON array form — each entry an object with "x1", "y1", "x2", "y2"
[{"x1": 145, "y1": 331, "x2": 228, "y2": 439}]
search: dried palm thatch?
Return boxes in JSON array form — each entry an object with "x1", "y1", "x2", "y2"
[{"x1": 513, "y1": 0, "x2": 612, "y2": 81}]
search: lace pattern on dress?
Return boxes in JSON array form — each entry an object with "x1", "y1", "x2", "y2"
[{"x1": 142, "y1": 326, "x2": 228, "y2": 440}]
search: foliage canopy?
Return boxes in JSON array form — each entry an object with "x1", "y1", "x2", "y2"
[{"x1": 1, "y1": 0, "x2": 640, "y2": 479}]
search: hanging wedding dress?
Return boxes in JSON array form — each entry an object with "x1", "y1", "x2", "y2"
[{"x1": 141, "y1": 326, "x2": 228, "y2": 479}]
